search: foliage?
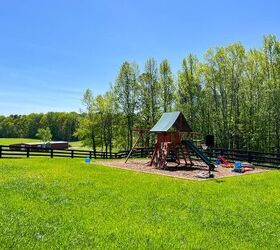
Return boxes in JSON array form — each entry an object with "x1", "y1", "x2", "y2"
[
  {"x1": 75, "y1": 89, "x2": 98, "y2": 152},
  {"x1": 114, "y1": 62, "x2": 139, "y2": 150},
  {"x1": 36, "y1": 127, "x2": 52, "y2": 143},
  {"x1": 2, "y1": 34, "x2": 280, "y2": 152},
  {"x1": 112, "y1": 34, "x2": 280, "y2": 152},
  {"x1": 0, "y1": 158, "x2": 279, "y2": 249},
  {"x1": 159, "y1": 59, "x2": 175, "y2": 112},
  {"x1": 0, "y1": 112, "x2": 79, "y2": 141},
  {"x1": 177, "y1": 54, "x2": 202, "y2": 132}
]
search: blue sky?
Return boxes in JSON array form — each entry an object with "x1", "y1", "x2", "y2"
[{"x1": 0, "y1": 0, "x2": 279, "y2": 115}]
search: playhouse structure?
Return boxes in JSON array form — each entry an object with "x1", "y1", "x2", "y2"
[{"x1": 149, "y1": 111, "x2": 215, "y2": 171}]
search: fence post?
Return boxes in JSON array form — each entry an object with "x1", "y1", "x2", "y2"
[
  {"x1": 50, "y1": 149, "x2": 53, "y2": 158},
  {"x1": 71, "y1": 150, "x2": 74, "y2": 158},
  {"x1": 248, "y1": 151, "x2": 252, "y2": 163},
  {"x1": 27, "y1": 148, "x2": 30, "y2": 158},
  {"x1": 89, "y1": 151, "x2": 92, "y2": 159},
  {"x1": 0, "y1": 146, "x2": 2, "y2": 158}
]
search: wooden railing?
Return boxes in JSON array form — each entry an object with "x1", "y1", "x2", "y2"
[
  {"x1": 0, "y1": 145, "x2": 153, "y2": 160},
  {"x1": 0, "y1": 145, "x2": 279, "y2": 168},
  {"x1": 204, "y1": 148, "x2": 280, "y2": 168}
]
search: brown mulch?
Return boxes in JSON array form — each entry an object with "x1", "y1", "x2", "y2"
[{"x1": 96, "y1": 159, "x2": 269, "y2": 181}]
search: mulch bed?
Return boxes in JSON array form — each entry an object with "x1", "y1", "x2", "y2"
[{"x1": 97, "y1": 159, "x2": 269, "y2": 180}]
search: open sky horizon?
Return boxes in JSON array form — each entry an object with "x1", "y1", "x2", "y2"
[{"x1": 1, "y1": 0, "x2": 280, "y2": 116}]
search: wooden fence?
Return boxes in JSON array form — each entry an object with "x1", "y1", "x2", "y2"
[
  {"x1": 0, "y1": 145, "x2": 153, "y2": 160},
  {"x1": 204, "y1": 148, "x2": 280, "y2": 168},
  {"x1": 0, "y1": 145, "x2": 279, "y2": 168}
]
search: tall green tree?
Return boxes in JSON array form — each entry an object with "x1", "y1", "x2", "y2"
[
  {"x1": 75, "y1": 89, "x2": 98, "y2": 154},
  {"x1": 138, "y1": 58, "x2": 160, "y2": 146},
  {"x1": 262, "y1": 35, "x2": 280, "y2": 151},
  {"x1": 36, "y1": 127, "x2": 52, "y2": 143},
  {"x1": 177, "y1": 54, "x2": 202, "y2": 132},
  {"x1": 92, "y1": 91, "x2": 115, "y2": 155},
  {"x1": 114, "y1": 62, "x2": 139, "y2": 149},
  {"x1": 159, "y1": 59, "x2": 174, "y2": 112},
  {"x1": 139, "y1": 59, "x2": 159, "y2": 126}
]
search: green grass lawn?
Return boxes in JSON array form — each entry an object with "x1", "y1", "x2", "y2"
[
  {"x1": 0, "y1": 158, "x2": 279, "y2": 249},
  {"x1": 0, "y1": 138, "x2": 117, "y2": 152},
  {"x1": 0, "y1": 138, "x2": 91, "y2": 150},
  {"x1": 0, "y1": 138, "x2": 40, "y2": 145},
  {"x1": 68, "y1": 140, "x2": 91, "y2": 150}
]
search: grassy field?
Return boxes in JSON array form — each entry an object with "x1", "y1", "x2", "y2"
[
  {"x1": 0, "y1": 158, "x2": 279, "y2": 249},
  {"x1": 0, "y1": 138, "x2": 89, "y2": 150},
  {"x1": 0, "y1": 138, "x2": 40, "y2": 145},
  {"x1": 68, "y1": 140, "x2": 91, "y2": 150}
]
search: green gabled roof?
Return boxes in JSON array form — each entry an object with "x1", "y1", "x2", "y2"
[{"x1": 150, "y1": 111, "x2": 192, "y2": 133}]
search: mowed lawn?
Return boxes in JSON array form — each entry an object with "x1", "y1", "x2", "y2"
[
  {"x1": 0, "y1": 138, "x2": 89, "y2": 150},
  {"x1": 0, "y1": 158, "x2": 279, "y2": 249},
  {"x1": 0, "y1": 138, "x2": 40, "y2": 145}
]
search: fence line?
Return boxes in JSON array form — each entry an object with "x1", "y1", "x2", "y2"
[
  {"x1": 0, "y1": 145, "x2": 154, "y2": 160},
  {"x1": 0, "y1": 145, "x2": 279, "y2": 168}
]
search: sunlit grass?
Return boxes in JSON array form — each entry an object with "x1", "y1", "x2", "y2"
[
  {"x1": 0, "y1": 158, "x2": 279, "y2": 249},
  {"x1": 0, "y1": 138, "x2": 40, "y2": 145},
  {"x1": 69, "y1": 140, "x2": 91, "y2": 150},
  {"x1": 0, "y1": 138, "x2": 118, "y2": 151}
]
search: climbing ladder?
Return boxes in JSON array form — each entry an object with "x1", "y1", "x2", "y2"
[{"x1": 181, "y1": 142, "x2": 193, "y2": 166}]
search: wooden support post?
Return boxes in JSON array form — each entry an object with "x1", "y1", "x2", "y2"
[
  {"x1": 0, "y1": 146, "x2": 2, "y2": 158},
  {"x1": 71, "y1": 150, "x2": 74, "y2": 158},
  {"x1": 89, "y1": 151, "x2": 92, "y2": 159},
  {"x1": 150, "y1": 143, "x2": 159, "y2": 166},
  {"x1": 125, "y1": 135, "x2": 141, "y2": 163},
  {"x1": 248, "y1": 151, "x2": 252, "y2": 163},
  {"x1": 50, "y1": 149, "x2": 53, "y2": 158},
  {"x1": 26, "y1": 148, "x2": 30, "y2": 158}
]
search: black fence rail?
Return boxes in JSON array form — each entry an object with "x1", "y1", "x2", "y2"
[
  {"x1": 0, "y1": 145, "x2": 94, "y2": 159},
  {"x1": 204, "y1": 148, "x2": 280, "y2": 168},
  {"x1": 0, "y1": 145, "x2": 153, "y2": 160},
  {"x1": 0, "y1": 145, "x2": 279, "y2": 168}
]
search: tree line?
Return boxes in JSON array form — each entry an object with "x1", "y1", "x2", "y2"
[
  {"x1": 0, "y1": 112, "x2": 80, "y2": 141},
  {"x1": 77, "y1": 34, "x2": 280, "y2": 153},
  {"x1": 1, "y1": 34, "x2": 279, "y2": 153}
]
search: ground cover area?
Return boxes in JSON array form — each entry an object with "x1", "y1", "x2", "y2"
[
  {"x1": 100, "y1": 159, "x2": 267, "y2": 180},
  {"x1": 0, "y1": 158, "x2": 279, "y2": 249}
]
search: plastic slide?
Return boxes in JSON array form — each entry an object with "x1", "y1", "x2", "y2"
[
  {"x1": 182, "y1": 140, "x2": 216, "y2": 171},
  {"x1": 218, "y1": 156, "x2": 234, "y2": 167},
  {"x1": 219, "y1": 156, "x2": 230, "y2": 165}
]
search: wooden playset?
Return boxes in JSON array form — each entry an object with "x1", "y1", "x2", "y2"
[
  {"x1": 126, "y1": 112, "x2": 215, "y2": 171},
  {"x1": 148, "y1": 112, "x2": 215, "y2": 170}
]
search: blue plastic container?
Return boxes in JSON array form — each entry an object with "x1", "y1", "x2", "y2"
[
  {"x1": 85, "y1": 158, "x2": 91, "y2": 163},
  {"x1": 235, "y1": 161, "x2": 242, "y2": 168},
  {"x1": 233, "y1": 167, "x2": 243, "y2": 173}
]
